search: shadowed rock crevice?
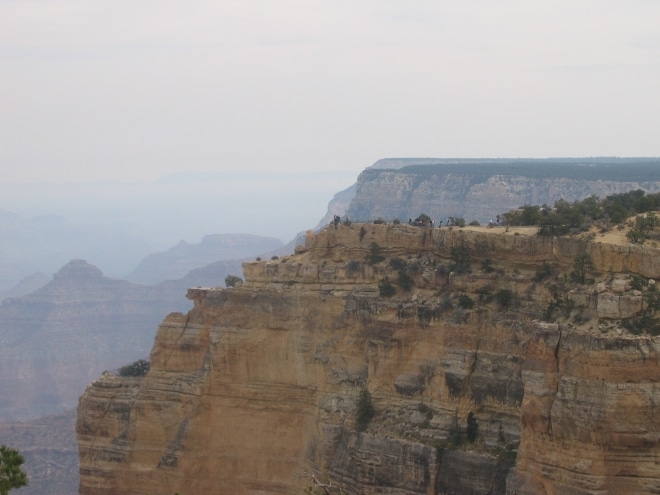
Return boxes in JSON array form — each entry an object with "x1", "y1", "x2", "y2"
[{"x1": 158, "y1": 417, "x2": 190, "y2": 469}]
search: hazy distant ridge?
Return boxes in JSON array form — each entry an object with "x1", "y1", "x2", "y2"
[{"x1": 126, "y1": 233, "x2": 283, "y2": 285}]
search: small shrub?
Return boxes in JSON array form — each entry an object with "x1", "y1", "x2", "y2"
[
  {"x1": 533, "y1": 261, "x2": 552, "y2": 282},
  {"x1": 469, "y1": 220, "x2": 480, "y2": 226},
  {"x1": 495, "y1": 289, "x2": 514, "y2": 308},
  {"x1": 347, "y1": 260, "x2": 361, "y2": 275},
  {"x1": 271, "y1": 255, "x2": 279, "y2": 260},
  {"x1": 366, "y1": 242, "x2": 385, "y2": 264},
  {"x1": 630, "y1": 274, "x2": 646, "y2": 291},
  {"x1": 355, "y1": 389, "x2": 375, "y2": 431},
  {"x1": 389, "y1": 257, "x2": 407, "y2": 270},
  {"x1": 627, "y1": 229, "x2": 647, "y2": 244},
  {"x1": 224, "y1": 274, "x2": 242, "y2": 288},
  {"x1": 570, "y1": 253, "x2": 594, "y2": 284},
  {"x1": 475, "y1": 240, "x2": 493, "y2": 255},
  {"x1": 411, "y1": 213, "x2": 431, "y2": 226},
  {"x1": 438, "y1": 297, "x2": 454, "y2": 313},
  {"x1": 634, "y1": 212, "x2": 659, "y2": 233},
  {"x1": 408, "y1": 261, "x2": 422, "y2": 273},
  {"x1": 481, "y1": 258, "x2": 494, "y2": 273},
  {"x1": 378, "y1": 277, "x2": 396, "y2": 297},
  {"x1": 397, "y1": 270, "x2": 414, "y2": 291},
  {"x1": 0, "y1": 445, "x2": 28, "y2": 493},
  {"x1": 649, "y1": 322, "x2": 660, "y2": 336},
  {"x1": 457, "y1": 294, "x2": 475, "y2": 309},
  {"x1": 543, "y1": 302, "x2": 558, "y2": 322},
  {"x1": 418, "y1": 403, "x2": 434, "y2": 420},
  {"x1": 450, "y1": 245, "x2": 471, "y2": 273},
  {"x1": 561, "y1": 297, "x2": 575, "y2": 318},
  {"x1": 573, "y1": 308, "x2": 592, "y2": 325},
  {"x1": 393, "y1": 218, "x2": 401, "y2": 224},
  {"x1": 256, "y1": 256, "x2": 262, "y2": 261},
  {"x1": 373, "y1": 218, "x2": 386, "y2": 224},
  {"x1": 118, "y1": 359, "x2": 150, "y2": 377},
  {"x1": 452, "y1": 263, "x2": 471, "y2": 275},
  {"x1": 623, "y1": 315, "x2": 660, "y2": 336}
]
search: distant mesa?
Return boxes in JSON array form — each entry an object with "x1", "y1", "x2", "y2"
[{"x1": 53, "y1": 259, "x2": 104, "y2": 280}]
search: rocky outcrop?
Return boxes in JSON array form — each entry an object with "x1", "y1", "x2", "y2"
[
  {"x1": 77, "y1": 224, "x2": 660, "y2": 495},
  {"x1": 345, "y1": 158, "x2": 660, "y2": 223}
]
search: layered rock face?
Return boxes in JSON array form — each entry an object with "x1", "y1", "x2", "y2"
[
  {"x1": 346, "y1": 159, "x2": 660, "y2": 223},
  {"x1": 77, "y1": 224, "x2": 660, "y2": 495}
]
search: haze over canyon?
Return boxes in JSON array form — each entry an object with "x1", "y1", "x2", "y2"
[{"x1": 3, "y1": 158, "x2": 660, "y2": 494}]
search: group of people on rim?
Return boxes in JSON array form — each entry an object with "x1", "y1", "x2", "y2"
[{"x1": 330, "y1": 214, "x2": 502, "y2": 228}]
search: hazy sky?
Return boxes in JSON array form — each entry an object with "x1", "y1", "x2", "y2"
[{"x1": 2, "y1": 0, "x2": 659, "y2": 183}]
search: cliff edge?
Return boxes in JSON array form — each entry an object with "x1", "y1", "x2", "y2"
[{"x1": 77, "y1": 223, "x2": 660, "y2": 495}]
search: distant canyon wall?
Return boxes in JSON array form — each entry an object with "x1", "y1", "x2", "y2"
[{"x1": 345, "y1": 159, "x2": 660, "y2": 223}]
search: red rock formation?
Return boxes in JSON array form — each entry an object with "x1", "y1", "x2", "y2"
[{"x1": 77, "y1": 224, "x2": 660, "y2": 494}]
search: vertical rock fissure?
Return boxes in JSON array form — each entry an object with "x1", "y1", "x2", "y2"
[
  {"x1": 166, "y1": 312, "x2": 193, "y2": 367},
  {"x1": 157, "y1": 416, "x2": 191, "y2": 469},
  {"x1": 464, "y1": 339, "x2": 481, "y2": 396},
  {"x1": 87, "y1": 393, "x2": 115, "y2": 453},
  {"x1": 548, "y1": 326, "x2": 562, "y2": 436},
  {"x1": 553, "y1": 326, "x2": 562, "y2": 372}
]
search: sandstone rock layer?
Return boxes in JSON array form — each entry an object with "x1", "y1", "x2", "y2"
[{"x1": 77, "y1": 224, "x2": 660, "y2": 495}]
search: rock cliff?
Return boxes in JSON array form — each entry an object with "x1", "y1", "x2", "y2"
[
  {"x1": 345, "y1": 158, "x2": 660, "y2": 224},
  {"x1": 77, "y1": 224, "x2": 660, "y2": 495}
]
